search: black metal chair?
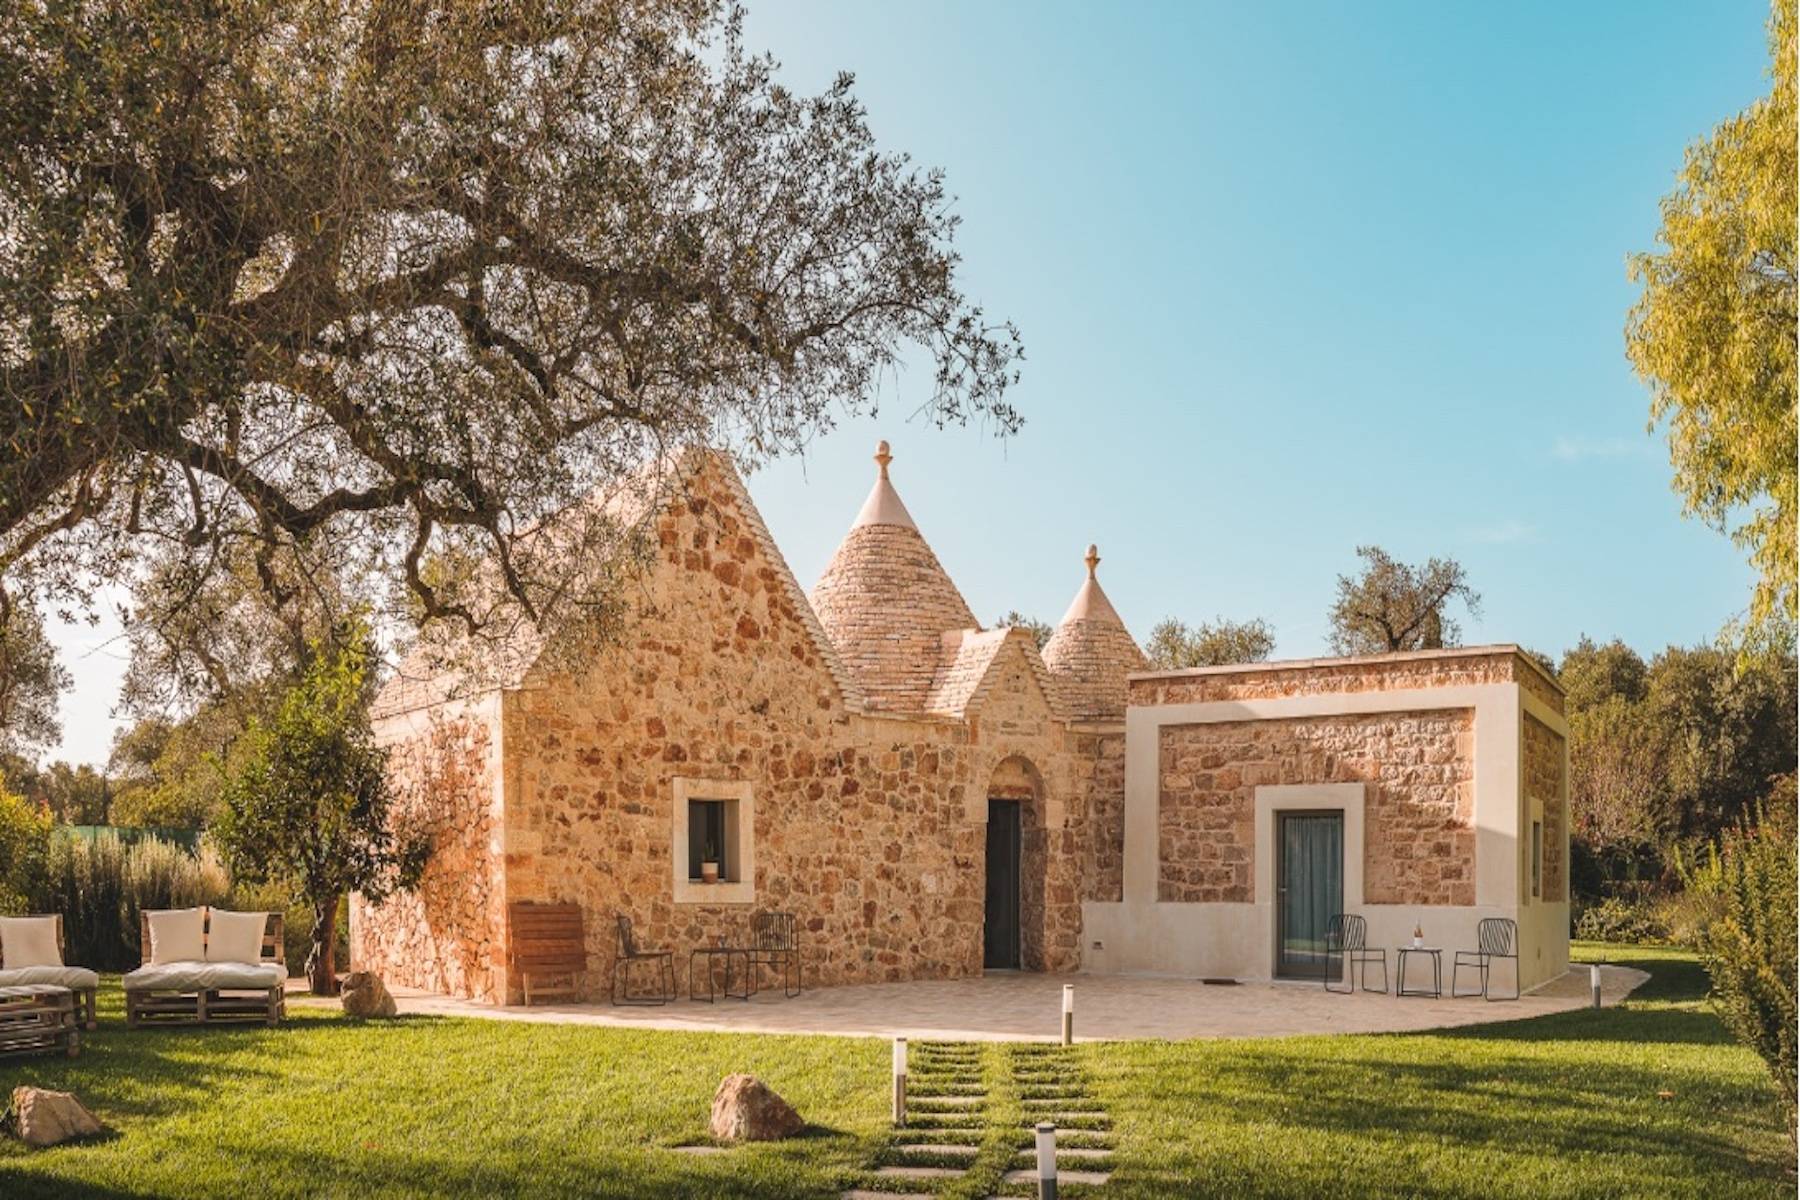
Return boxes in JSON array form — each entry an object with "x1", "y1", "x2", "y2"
[
  {"x1": 610, "y1": 915, "x2": 675, "y2": 1006},
  {"x1": 1323, "y1": 914, "x2": 1388, "y2": 994},
  {"x1": 747, "y1": 911, "x2": 801, "y2": 998},
  {"x1": 1452, "y1": 917, "x2": 1520, "y2": 1001}
]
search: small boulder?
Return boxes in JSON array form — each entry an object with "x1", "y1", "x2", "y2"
[
  {"x1": 340, "y1": 971, "x2": 397, "y2": 1019},
  {"x1": 11, "y1": 1087, "x2": 104, "y2": 1147},
  {"x1": 708, "y1": 1074, "x2": 803, "y2": 1142}
]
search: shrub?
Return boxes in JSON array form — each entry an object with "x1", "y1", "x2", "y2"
[
  {"x1": 0, "y1": 787, "x2": 53, "y2": 914},
  {"x1": 1686, "y1": 803, "x2": 1798, "y2": 1147},
  {"x1": 1573, "y1": 895, "x2": 1673, "y2": 945},
  {"x1": 34, "y1": 833, "x2": 232, "y2": 970}
]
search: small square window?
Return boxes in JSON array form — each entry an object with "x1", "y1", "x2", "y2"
[
  {"x1": 1530, "y1": 820, "x2": 1542, "y2": 899},
  {"x1": 688, "y1": 799, "x2": 732, "y2": 882}
]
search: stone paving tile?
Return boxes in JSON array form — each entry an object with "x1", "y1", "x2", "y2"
[
  {"x1": 1013, "y1": 1147, "x2": 1114, "y2": 1161},
  {"x1": 1001, "y1": 1167, "x2": 1112, "y2": 1186},
  {"x1": 841, "y1": 1192, "x2": 930, "y2": 1200},
  {"x1": 360, "y1": 967, "x2": 1649, "y2": 1041},
  {"x1": 875, "y1": 1164, "x2": 966, "y2": 1180}
]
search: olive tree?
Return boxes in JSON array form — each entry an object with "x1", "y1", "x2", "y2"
[{"x1": 0, "y1": 1, "x2": 1022, "y2": 670}]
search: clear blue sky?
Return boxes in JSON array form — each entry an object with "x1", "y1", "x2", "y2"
[{"x1": 45, "y1": 0, "x2": 1771, "y2": 766}]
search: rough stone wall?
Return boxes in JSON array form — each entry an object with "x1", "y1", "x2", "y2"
[
  {"x1": 1132, "y1": 649, "x2": 1549, "y2": 708},
  {"x1": 486, "y1": 462, "x2": 1083, "y2": 1002},
  {"x1": 1524, "y1": 712, "x2": 1568, "y2": 901},
  {"x1": 1071, "y1": 728, "x2": 1126, "y2": 903},
  {"x1": 1157, "y1": 709, "x2": 1476, "y2": 905},
  {"x1": 353, "y1": 700, "x2": 506, "y2": 1002}
]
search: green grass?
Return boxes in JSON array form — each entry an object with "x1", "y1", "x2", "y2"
[
  {"x1": 1083, "y1": 943, "x2": 1790, "y2": 1198},
  {"x1": 0, "y1": 944, "x2": 1787, "y2": 1198}
]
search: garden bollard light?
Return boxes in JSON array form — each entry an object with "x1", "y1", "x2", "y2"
[
  {"x1": 1590, "y1": 963, "x2": 1602, "y2": 1009},
  {"x1": 1035, "y1": 1121, "x2": 1058, "y2": 1200},
  {"x1": 1061, "y1": 984, "x2": 1074, "y2": 1046},
  {"x1": 892, "y1": 1036, "x2": 907, "y2": 1126}
]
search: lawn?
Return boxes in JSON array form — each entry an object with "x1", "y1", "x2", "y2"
[{"x1": 0, "y1": 944, "x2": 1788, "y2": 1199}]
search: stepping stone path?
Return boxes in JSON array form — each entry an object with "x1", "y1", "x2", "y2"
[{"x1": 839, "y1": 1040, "x2": 1115, "y2": 1198}]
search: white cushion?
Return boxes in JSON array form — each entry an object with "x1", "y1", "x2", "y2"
[
  {"x1": 146, "y1": 908, "x2": 206, "y2": 965},
  {"x1": 0, "y1": 917, "x2": 61, "y2": 968},
  {"x1": 0, "y1": 965, "x2": 98, "y2": 989},
  {"x1": 205, "y1": 908, "x2": 268, "y2": 964},
  {"x1": 123, "y1": 961, "x2": 285, "y2": 992}
]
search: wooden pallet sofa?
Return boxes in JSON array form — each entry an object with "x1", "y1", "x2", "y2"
[
  {"x1": 0, "y1": 915, "x2": 99, "y2": 1030},
  {"x1": 125, "y1": 908, "x2": 287, "y2": 1028},
  {"x1": 0, "y1": 985, "x2": 80, "y2": 1058}
]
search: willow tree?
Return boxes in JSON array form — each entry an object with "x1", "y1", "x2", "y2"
[
  {"x1": 1628, "y1": 0, "x2": 1797, "y2": 654},
  {"x1": 0, "y1": 1, "x2": 1021, "y2": 661}
]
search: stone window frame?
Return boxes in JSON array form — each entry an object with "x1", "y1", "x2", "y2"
[{"x1": 671, "y1": 777, "x2": 756, "y2": 905}]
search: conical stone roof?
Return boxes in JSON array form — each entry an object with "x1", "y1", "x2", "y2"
[
  {"x1": 810, "y1": 442, "x2": 979, "y2": 714},
  {"x1": 1042, "y1": 544, "x2": 1149, "y2": 722}
]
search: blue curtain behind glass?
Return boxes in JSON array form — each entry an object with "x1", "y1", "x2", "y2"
[{"x1": 1280, "y1": 813, "x2": 1343, "y2": 972}]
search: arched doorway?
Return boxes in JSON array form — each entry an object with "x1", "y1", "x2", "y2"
[{"x1": 984, "y1": 755, "x2": 1044, "y2": 970}]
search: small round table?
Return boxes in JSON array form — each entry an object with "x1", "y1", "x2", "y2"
[
  {"x1": 689, "y1": 947, "x2": 754, "y2": 1002},
  {"x1": 1395, "y1": 947, "x2": 1443, "y2": 998}
]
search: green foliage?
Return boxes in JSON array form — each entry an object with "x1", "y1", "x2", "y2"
[
  {"x1": 0, "y1": 785, "x2": 51, "y2": 914},
  {"x1": 31, "y1": 833, "x2": 231, "y2": 971},
  {"x1": 0, "y1": 1, "x2": 1020, "y2": 660},
  {"x1": 1627, "y1": 0, "x2": 1798, "y2": 654},
  {"x1": 0, "y1": 594, "x2": 69, "y2": 759},
  {"x1": 212, "y1": 626, "x2": 423, "y2": 989},
  {"x1": 993, "y1": 610, "x2": 1053, "y2": 651},
  {"x1": 1327, "y1": 545, "x2": 1479, "y2": 654},
  {"x1": 1145, "y1": 616, "x2": 1277, "y2": 669},
  {"x1": 1573, "y1": 895, "x2": 1674, "y2": 946},
  {"x1": 1685, "y1": 802, "x2": 1798, "y2": 1143},
  {"x1": 1561, "y1": 635, "x2": 1797, "y2": 908}
]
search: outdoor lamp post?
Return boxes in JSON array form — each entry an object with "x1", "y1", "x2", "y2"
[
  {"x1": 1035, "y1": 1121, "x2": 1058, "y2": 1200},
  {"x1": 1061, "y1": 984, "x2": 1074, "y2": 1046},
  {"x1": 892, "y1": 1036, "x2": 908, "y2": 1126},
  {"x1": 1590, "y1": 963, "x2": 1602, "y2": 1009}
]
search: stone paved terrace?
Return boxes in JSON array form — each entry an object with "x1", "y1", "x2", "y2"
[{"x1": 293, "y1": 965, "x2": 1646, "y2": 1041}]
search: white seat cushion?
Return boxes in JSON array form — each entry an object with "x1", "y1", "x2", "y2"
[
  {"x1": 123, "y1": 961, "x2": 285, "y2": 992},
  {"x1": 0, "y1": 983, "x2": 72, "y2": 1003},
  {"x1": 146, "y1": 908, "x2": 207, "y2": 964},
  {"x1": 204, "y1": 908, "x2": 267, "y2": 964},
  {"x1": 0, "y1": 917, "x2": 62, "y2": 968},
  {"x1": 0, "y1": 965, "x2": 98, "y2": 990}
]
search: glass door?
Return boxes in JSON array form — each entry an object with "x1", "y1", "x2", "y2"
[{"x1": 1276, "y1": 811, "x2": 1344, "y2": 978}]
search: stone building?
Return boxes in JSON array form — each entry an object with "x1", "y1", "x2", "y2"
[{"x1": 353, "y1": 443, "x2": 1569, "y2": 1003}]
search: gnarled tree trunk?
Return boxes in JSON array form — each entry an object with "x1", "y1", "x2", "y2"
[{"x1": 306, "y1": 894, "x2": 340, "y2": 996}]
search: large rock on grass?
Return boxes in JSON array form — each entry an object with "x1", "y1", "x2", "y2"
[
  {"x1": 340, "y1": 971, "x2": 398, "y2": 1019},
  {"x1": 708, "y1": 1074, "x2": 803, "y2": 1141},
  {"x1": 12, "y1": 1087, "x2": 104, "y2": 1147}
]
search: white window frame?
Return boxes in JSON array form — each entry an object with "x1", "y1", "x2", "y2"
[{"x1": 672, "y1": 777, "x2": 756, "y2": 905}]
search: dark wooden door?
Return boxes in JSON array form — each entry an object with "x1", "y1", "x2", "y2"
[{"x1": 984, "y1": 799, "x2": 1022, "y2": 969}]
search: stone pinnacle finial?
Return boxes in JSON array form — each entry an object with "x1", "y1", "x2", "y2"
[
  {"x1": 1085, "y1": 544, "x2": 1100, "y2": 579},
  {"x1": 875, "y1": 440, "x2": 893, "y2": 480}
]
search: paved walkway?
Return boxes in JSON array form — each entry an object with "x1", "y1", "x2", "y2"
[{"x1": 293, "y1": 965, "x2": 1646, "y2": 1042}]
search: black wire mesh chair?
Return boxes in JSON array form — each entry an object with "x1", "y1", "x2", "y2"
[
  {"x1": 1452, "y1": 917, "x2": 1520, "y2": 1000},
  {"x1": 610, "y1": 914, "x2": 675, "y2": 1005},
  {"x1": 1323, "y1": 914, "x2": 1388, "y2": 994},
  {"x1": 747, "y1": 911, "x2": 801, "y2": 998}
]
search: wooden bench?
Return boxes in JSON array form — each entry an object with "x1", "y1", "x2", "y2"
[
  {"x1": 508, "y1": 902, "x2": 586, "y2": 1005},
  {"x1": 0, "y1": 985, "x2": 80, "y2": 1058},
  {"x1": 125, "y1": 911, "x2": 287, "y2": 1028},
  {"x1": 0, "y1": 914, "x2": 98, "y2": 1029}
]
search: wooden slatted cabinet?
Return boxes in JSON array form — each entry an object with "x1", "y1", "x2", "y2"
[{"x1": 508, "y1": 902, "x2": 587, "y2": 1005}]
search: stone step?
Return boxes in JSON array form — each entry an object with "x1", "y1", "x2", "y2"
[
  {"x1": 911, "y1": 1095, "x2": 985, "y2": 1108},
  {"x1": 875, "y1": 1164, "x2": 966, "y2": 1181},
  {"x1": 1019, "y1": 1116, "x2": 1111, "y2": 1131},
  {"x1": 1002, "y1": 1168, "x2": 1112, "y2": 1187}
]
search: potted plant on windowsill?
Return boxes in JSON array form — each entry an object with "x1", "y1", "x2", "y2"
[{"x1": 701, "y1": 840, "x2": 720, "y2": 884}]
